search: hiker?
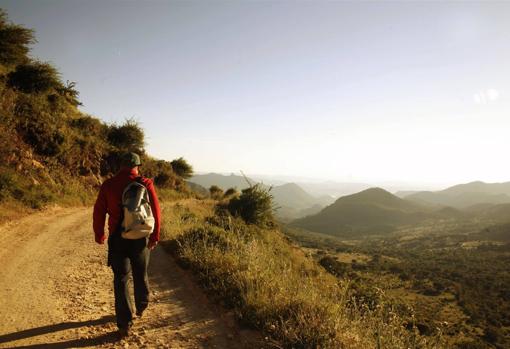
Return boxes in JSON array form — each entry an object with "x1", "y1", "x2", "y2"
[{"x1": 93, "y1": 152, "x2": 161, "y2": 337}]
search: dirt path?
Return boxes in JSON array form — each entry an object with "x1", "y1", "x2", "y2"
[{"x1": 0, "y1": 207, "x2": 266, "y2": 348}]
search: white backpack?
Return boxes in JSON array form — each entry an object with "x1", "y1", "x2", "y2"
[{"x1": 120, "y1": 179, "x2": 155, "y2": 240}]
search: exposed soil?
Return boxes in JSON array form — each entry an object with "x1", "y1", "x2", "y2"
[{"x1": 0, "y1": 207, "x2": 267, "y2": 348}]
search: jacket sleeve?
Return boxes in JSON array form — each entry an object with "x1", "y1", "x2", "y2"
[
  {"x1": 146, "y1": 179, "x2": 161, "y2": 243},
  {"x1": 93, "y1": 184, "x2": 108, "y2": 243}
]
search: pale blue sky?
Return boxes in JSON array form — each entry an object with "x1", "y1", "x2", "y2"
[{"x1": 2, "y1": 0, "x2": 510, "y2": 185}]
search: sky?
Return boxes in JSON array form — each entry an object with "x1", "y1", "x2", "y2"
[{"x1": 2, "y1": 0, "x2": 510, "y2": 187}]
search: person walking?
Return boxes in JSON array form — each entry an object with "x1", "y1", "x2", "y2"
[{"x1": 93, "y1": 152, "x2": 161, "y2": 338}]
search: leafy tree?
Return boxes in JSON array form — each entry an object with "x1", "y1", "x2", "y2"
[
  {"x1": 107, "y1": 118, "x2": 145, "y2": 153},
  {"x1": 170, "y1": 157, "x2": 193, "y2": 179},
  {"x1": 7, "y1": 62, "x2": 62, "y2": 93},
  {"x1": 0, "y1": 10, "x2": 35, "y2": 65}
]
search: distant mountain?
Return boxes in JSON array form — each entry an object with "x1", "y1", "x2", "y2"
[
  {"x1": 442, "y1": 181, "x2": 510, "y2": 196},
  {"x1": 189, "y1": 173, "x2": 332, "y2": 221},
  {"x1": 296, "y1": 182, "x2": 372, "y2": 198},
  {"x1": 272, "y1": 183, "x2": 322, "y2": 210},
  {"x1": 271, "y1": 183, "x2": 334, "y2": 221},
  {"x1": 189, "y1": 173, "x2": 255, "y2": 190},
  {"x1": 291, "y1": 188, "x2": 445, "y2": 238},
  {"x1": 394, "y1": 190, "x2": 420, "y2": 198},
  {"x1": 405, "y1": 181, "x2": 510, "y2": 208}
]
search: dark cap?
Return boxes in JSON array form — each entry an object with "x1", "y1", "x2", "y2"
[{"x1": 120, "y1": 152, "x2": 142, "y2": 167}]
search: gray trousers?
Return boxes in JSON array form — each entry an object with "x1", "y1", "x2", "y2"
[{"x1": 108, "y1": 234, "x2": 150, "y2": 329}]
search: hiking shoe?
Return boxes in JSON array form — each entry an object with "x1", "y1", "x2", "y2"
[{"x1": 118, "y1": 327, "x2": 130, "y2": 339}]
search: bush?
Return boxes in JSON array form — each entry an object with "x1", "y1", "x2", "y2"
[
  {"x1": 141, "y1": 158, "x2": 176, "y2": 187},
  {"x1": 223, "y1": 187, "x2": 239, "y2": 198},
  {"x1": 69, "y1": 115, "x2": 107, "y2": 135},
  {"x1": 107, "y1": 118, "x2": 145, "y2": 153},
  {"x1": 56, "y1": 80, "x2": 81, "y2": 106},
  {"x1": 0, "y1": 10, "x2": 34, "y2": 66},
  {"x1": 0, "y1": 169, "x2": 15, "y2": 202},
  {"x1": 0, "y1": 167, "x2": 55, "y2": 209},
  {"x1": 14, "y1": 95, "x2": 66, "y2": 156},
  {"x1": 226, "y1": 183, "x2": 274, "y2": 227},
  {"x1": 209, "y1": 185, "x2": 223, "y2": 199},
  {"x1": 7, "y1": 62, "x2": 62, "y2": 93},
  {"x1": 170, "y1": 157, "x2": 193, "y2": 179}
]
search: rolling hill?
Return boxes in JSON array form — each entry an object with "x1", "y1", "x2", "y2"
[
  {"x1": 291, "y1": 188, "x2": 445, "y2": 237},
  {"x1": 271, "y1": 183, "x2": 334, "y2": 221},
  {"x1": 404, "y1": 181, "x2": 510, "y2": 208},
  {"x1": 466, "y1": 203, "x2": 510, "y2": 223}
]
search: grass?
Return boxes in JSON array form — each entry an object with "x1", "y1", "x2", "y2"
[
  {"x1": 160, "y1": 198, "x2": 445, "y2": 348},
  {"x1": 0, "y1": 199, "x2": 34, "y2": 225}
]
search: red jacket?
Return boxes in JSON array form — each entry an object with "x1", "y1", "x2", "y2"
[{"x1": 93, "y1": 168, "x2": 161, "y2": 244}]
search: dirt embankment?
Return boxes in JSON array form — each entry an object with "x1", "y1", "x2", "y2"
[{"x1": 0, "y1": 207, "x2": 266, "y2": 348}]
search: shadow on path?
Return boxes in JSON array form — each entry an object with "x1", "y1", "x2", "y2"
[{"x1": 0, "y1": 315, "x2": 117, "y2": 348}]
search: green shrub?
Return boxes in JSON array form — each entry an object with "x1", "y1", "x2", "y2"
[
  {"x1": 0, "y1": 169, "x2": 15, "y2": 202},
  {"x1": 7, "y1": 62, "x2": 62, "y2": 93},
  {"x1": 14, "y1": 95, "x2": 66, "y2": 156},
  {"x1": 0, "y1": 122, "x2": 17, "y2": 163},
  {"x1": 15, "y1": 95, "x2": 65, "y2": 156},
  {"x1": 170, "y1": 157, "x2": 193, "y2": 179},
  {"x1": 56, "y1": 80, "x2": 81, "y2": 106},
  {"x1": 141, "y1": 158, "x2": 177, "y2": 187},
  {"x1": 209, "y1": 185, "x2": 223, "y2": 199},
  {"x1": 17, "y1": 185, "x2": 56, "y2": 209},
  {"x1": 107, "y1": 118, "x2": 145, "y2": 153},
  {"x1": 0, "y1": 167, "x2": 56, "y2": 209},
  {"x1": 223, "y1": 187, "x2": 239, "y2": 198},
  {"x1": 69, "y1": 115, "x2": 107, "y2": 135},
  {"x1": 0, "y1": 10, "x2": 34, "y2": 66},
  {"x1": 226, "y1": 183, "x2": 274, "y2": 227}
]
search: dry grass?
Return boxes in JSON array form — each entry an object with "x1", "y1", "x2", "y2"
[
  {"x1": 160, "y1": 199, "x2": 445, "y2": 348},
  {"x1": 0, "y1": 200, "x2": 33, "y2": 225}
]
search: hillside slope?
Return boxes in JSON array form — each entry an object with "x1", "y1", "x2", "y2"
[{"x1": 0, "y1": 10, "x2": 189, "y2": 215}]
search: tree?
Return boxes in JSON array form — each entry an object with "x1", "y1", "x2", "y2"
[
  {"x1": 170, "y1": 157, "x2": 193, "y2": 179},
  {"x1": 0, "y1": 10, "x2": 35, "y2": 65}
]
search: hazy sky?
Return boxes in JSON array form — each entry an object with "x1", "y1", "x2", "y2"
[{"x1": 3, "y1": 0, "x2": 510, "y2": 186}]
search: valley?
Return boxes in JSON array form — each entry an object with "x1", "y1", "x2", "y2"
[{"x1": 284, "y1": 181, "x2": 510, "y2": 349}]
